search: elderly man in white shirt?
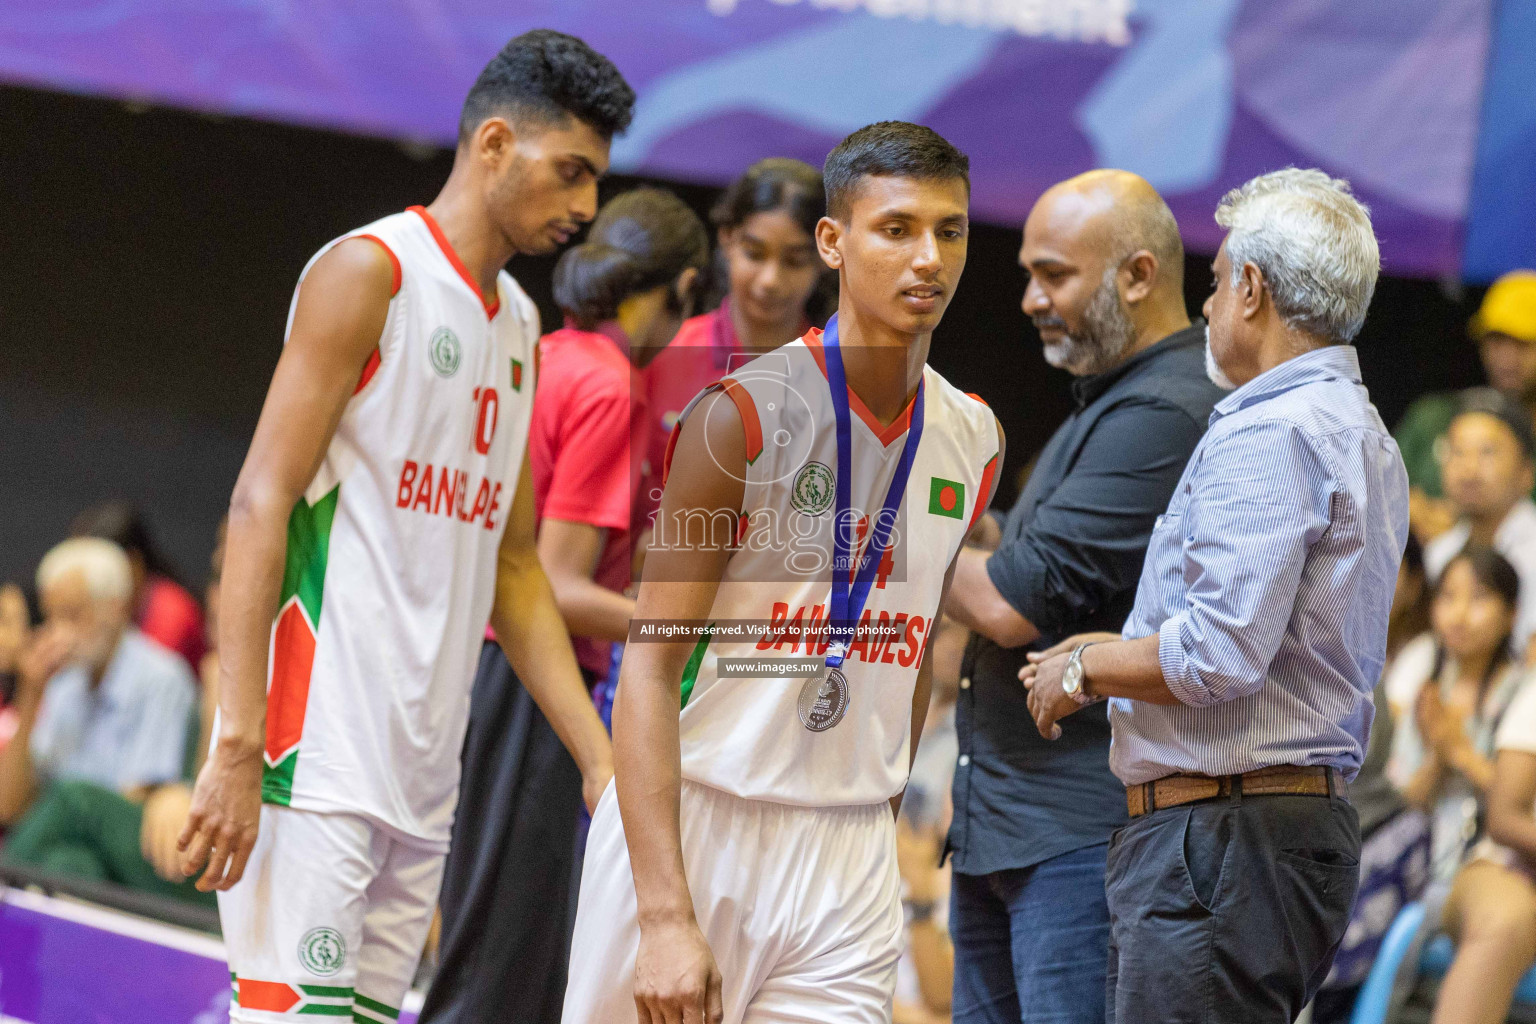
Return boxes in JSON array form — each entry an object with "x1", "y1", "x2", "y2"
[
  {"x1": 0, "y1": 537, "x2": 196, "y2": 825},
  {"x1": 1425, "y1": 387, "x2": 1536, "y2": 654}
]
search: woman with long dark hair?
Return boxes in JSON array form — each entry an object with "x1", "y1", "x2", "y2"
[
  {"x1": 1385, "y1": 545, "x2": 1527, "y2": 882},
  {"x1": 639, "y1": 158, "x2": 828, "y2": 523},
  {"x1": 423, "y1": 187, "x2": 707, "y2": 1024}
]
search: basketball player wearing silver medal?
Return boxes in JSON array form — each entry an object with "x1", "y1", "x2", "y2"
[{"x1": 797, "y1": 313, "x2": 927, "y2": 732}]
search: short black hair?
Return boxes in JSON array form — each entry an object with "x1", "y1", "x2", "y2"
[
  {"x1": 459, "y1": 30, "x2": 635, "y2": 144},
  {"x1": 823, "y1": 121, "x2": 969, "y2": 220}
]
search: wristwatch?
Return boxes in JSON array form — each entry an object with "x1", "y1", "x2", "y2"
[{"x1": 1062, "y1": 643, "x2": 1099, "y2": 706}]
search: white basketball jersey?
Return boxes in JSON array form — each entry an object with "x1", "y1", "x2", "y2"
[
  {"x1": 259, "y1": 206, "x2": 539, "y2": 845},
  {"x1": 664, "y1": 331, "x2": 999, "y2": 807}
]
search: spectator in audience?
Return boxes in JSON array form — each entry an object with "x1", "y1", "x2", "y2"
[
  {"x1": 1, "y1": 525, "x2": 225, "y2": 904},
  {"x1": 1433, "y1": 664, "x2": 1536, "y2": 1024},
  {"x1": 1312, "y1": 535, "x2": 1435, "y2": 1022},
  {"x1": 0, "y1": 583, "x2": 29, "y2": 711},
  {"x1": 71, "y1": 500, "x2": 206, "y2": 670},
  {"x1": 1386, "y1": 546, "x2": 1527, "y2": 884},
  {"x1": 0, "y1": 538, "x2": 195, "y2": 827},
  {"x1": 1425, "y1": 388, "x2": 1536, "y2": 655},
  {"x1": 1398, "y1": 270, "x2": 1536, "y2": 542}
]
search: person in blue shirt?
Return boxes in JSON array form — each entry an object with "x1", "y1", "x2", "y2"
[
  {"x1": 0, "y1": 537, "x2": 195, "y2": 825},
  {"x1": 1022, "y1": 168, "x2": 1409, "y2": 1023}
]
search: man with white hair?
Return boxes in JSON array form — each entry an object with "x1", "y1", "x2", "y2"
[
  {"x1": 1020, "y1": 168, "x2": 1409, "y2": 1022},
  {"x1": 0, "y1": 538, "x2": 196, "y2": 824}
]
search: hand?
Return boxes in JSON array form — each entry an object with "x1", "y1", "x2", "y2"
[
  {"x1": 581, "y1": 757, "x2": 614, "y2": 816},
  {"x1": 635, "y1": 916, "x2": 723, "y2": 1024},
  {"x1": 1416, "y1": 687, "x2": 1462, "y2": 757},
  {"x1": 895, "y1": 817, "x2": 944, "y2": 904},
  {"x1": 1024, "y1": 631, "x2": 1121, "y2": 665},
  {"x1": 178, "y1": 738, "x2": 263, "y2": 891},
  {"x1": 141, "y1": 784, "x2": 195, "y2": 883},
  {"x1": 1019, "y1": 649, "x2": 1080, "y2": 740},
  {"x1": 0, "y1": 583, "x2": 29, "y2": 676},
  {"x1": 15, "y1": 622, "x2": 76, "y2": 706}
]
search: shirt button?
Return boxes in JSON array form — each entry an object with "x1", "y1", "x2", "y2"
[
  {"x1": 960, "y1": 676, "x2": 971, "y2": 690},
  {"x1": 958, "y1": 754, "x2": 971, "y2": 767}
]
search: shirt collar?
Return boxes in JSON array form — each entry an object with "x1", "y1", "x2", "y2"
[
  {"x1": 1211, "y1": 344, "x2": 1362, "y2": 421},
  {"x1": 1071, "y1": 320, "x2": 1206, "y2": 409}
]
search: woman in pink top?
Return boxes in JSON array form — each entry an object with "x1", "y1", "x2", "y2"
[{"x1": 639, "y1": 159, "x2": 829, "y2": 529}]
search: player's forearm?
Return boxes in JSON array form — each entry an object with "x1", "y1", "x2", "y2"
[
  {"x1": 215, "y1": 481, "x2": 292, "y2": 754},
  {"x1": 491, "y1": 558, "x2": 612, "y2": 777},
  {"x1": 547, "y1": 572, "x2": 636, "y2": 644},
  {"x1": 614, "y1": 652, "x2": 696, "y2": 927},
  {"x1": 0, "y1": 710, "x2": 38, "y2": 824}
]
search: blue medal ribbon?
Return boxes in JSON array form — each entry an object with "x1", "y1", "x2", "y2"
[{"x1": 822, "y1": 313, "x2": 926, "y2": 669}]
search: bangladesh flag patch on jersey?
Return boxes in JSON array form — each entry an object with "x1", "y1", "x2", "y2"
[
  {"x1": 929, "y1": 477, "x2": 965, "y2": 519},
  {"x1": 511, "y1": 358, "x2": 524, "y2": 392}
]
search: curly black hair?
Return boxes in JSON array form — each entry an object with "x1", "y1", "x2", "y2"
[
  {"x1": 460, "y1": 29, "x2": 635, "y2": 143},
  {"x1": 823, "y1": 121, "x2": 969, "y2": 220}
]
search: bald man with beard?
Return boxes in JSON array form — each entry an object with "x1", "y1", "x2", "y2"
[{"x1": 942, "y1": 171, "x2": 1223, "y2": 1024}]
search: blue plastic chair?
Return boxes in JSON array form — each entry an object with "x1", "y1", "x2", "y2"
[{"x1": 1351, "y1": 901, "x2": 1536, "y2": 1023}]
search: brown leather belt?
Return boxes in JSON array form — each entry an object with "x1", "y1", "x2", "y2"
[{"x1": 1126, "y1": 765, "x2": 1343, "y2": 818}]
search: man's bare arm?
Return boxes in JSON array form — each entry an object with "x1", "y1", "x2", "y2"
[
  {"x1": 538, "y1": 517, "x2": 636, "y2": 643},
  {"x1": 944, "y1": 416, "x2": 1033, "y2": 647},
  {"x1": 616, "y1": 395, "x2": 743, "y2": 1024},
  {"x1": 490, "y1": 450, "x2": 615, "y2": 813},
  {"x1": 179, "y1": 238, "x2": 392, "y2": 891}
]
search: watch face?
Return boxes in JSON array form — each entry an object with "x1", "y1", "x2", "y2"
[{"x1": 1063, "y1": 663, "x2": 1081, "y2": 695}]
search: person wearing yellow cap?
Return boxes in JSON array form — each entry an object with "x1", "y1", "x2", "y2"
[{"x1": 1396, "y1": 270, "x2": 1536, "y2": 543}]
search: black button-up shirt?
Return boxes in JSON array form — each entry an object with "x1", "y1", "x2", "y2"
[{"x1": 947, "y1": 322, "x2": 1223, "y2": 877}]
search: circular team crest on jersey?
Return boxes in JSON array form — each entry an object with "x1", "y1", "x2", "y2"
[
  {"x1": 428, "y1": 326, "x2": 462, "y2": 378},
  {"x1": 790, "y1": 461, "x2": 834, "y2": 516},
  {"x1": 298, "y1": 927, "x2": 347, "y2": 977}
]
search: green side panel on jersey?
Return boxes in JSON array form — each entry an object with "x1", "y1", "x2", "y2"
[
  {"x1": 353, "y1": 993, "x2": 401, "y2": 1019},
  {"x1": 300, "y1": 985, "x2": 355, "y2": 999},
  {"x1": 282, "y1": 486, "x2": 340, "y2": 627},
  {"x1": 262, "y1": 749, "x2": 298, "y2": 806},
  {"x1": 297, "y1": 1005, "x2": 352, "y2": 1017},
  {"x1": 678, "y1": 625, "x2": 713, "y2": 710}
]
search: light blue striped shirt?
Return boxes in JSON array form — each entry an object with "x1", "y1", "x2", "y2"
[{"x1": 1112, "y1": 345, "x2": 1409, "y2": 785}]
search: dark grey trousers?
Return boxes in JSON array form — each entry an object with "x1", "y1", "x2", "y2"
[{"x1": 1104, "y1": 790, "x2": 1360, "y2": 1023}]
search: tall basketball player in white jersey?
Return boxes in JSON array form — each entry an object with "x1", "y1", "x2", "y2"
[
  {"x1": 175, "y1": 31, "x2": 634, "y2": 1023},
  {"x1": 564, "y1": 123, "x2": 1004, "y2": 1024}
]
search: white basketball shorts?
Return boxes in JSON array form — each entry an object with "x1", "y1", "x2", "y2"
[
  {"x1": 563, "y1": 779, "x2": 903, "y2": 1023},
  {"x1": 218, "y1": 804, "x2": 445, "y2": 1023}
]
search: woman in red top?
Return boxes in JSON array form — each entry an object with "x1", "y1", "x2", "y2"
[
  {"x1": 639, "y1": 159, "x2": 829, "y2": 528},
  {"x1": 424, "y1": 187, "x2": 707, "y2": 1024}
]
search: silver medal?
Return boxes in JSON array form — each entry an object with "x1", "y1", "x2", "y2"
[{"x1": 798, "y1": 662, "x2": 849, "y2": 732}]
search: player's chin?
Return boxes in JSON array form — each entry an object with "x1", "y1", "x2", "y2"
[{"x1": 890, "y1": 297, "x2": 949, "y2": 333}]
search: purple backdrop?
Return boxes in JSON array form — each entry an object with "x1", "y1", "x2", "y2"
[{"x1": 0, "y1": 1, "x2": 1516, "y2": 277}]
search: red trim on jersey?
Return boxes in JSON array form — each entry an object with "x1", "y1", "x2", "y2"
[
  {"x1": 716, "y1": 378, "x2": 765, "y2": 464},
  {"x1": 662, "y1": 378, "x2": 765, "y2": 487},
  {"x1": 265, "y1": 602, "x2": 316, "y2": 764},
  {"x1": 968, "y1": 452, "x2": 1001, "y2": 533},
  {"x1": 802, "y1": 329, "x2": 917, "y2": 447},
  {"x1": 354, "y1": 233, "x2": 402, "y2": 296},
  {"x1": 965, "y1": 392, "x2": 989, "y2": 407},
  {"x1": 662, "y1": 417, "x2": 684, "y2": 490},
  {"x1": 353, "y1": 348, "x2": 381, "y2": 395},
  {"x1": 408, "y1": 205, "x2": 501, "y2": 319}
]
